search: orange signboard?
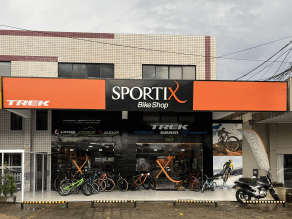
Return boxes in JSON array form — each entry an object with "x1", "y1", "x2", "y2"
[
  {"x1": 193, "y1": 81, "x2": 287, "y2": 111},
  {"x1": 3, "y1": 78, "x2": 105, "y2": 109}
]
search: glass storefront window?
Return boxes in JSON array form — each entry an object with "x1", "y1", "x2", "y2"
[
  {"x1": 284, "y1": 154, "x2": 292, "y2": 188},
  {"x1": 136, "y1": 143, "x2": 203, "y2": 189}
]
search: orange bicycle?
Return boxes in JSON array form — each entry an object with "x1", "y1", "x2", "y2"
[
  {"x1": 96, "y1": 172, "x2": 115, "y2": 192},
  {"x1": 188, "y1": 172, "x2": 201, "y2": 192},
  {"x1": 128, "y1": 173, "x2": 156, "y2": 190}
]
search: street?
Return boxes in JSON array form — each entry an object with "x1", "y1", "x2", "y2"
[{"x1": 0, "y1": 201, "x2": 291, "y2": 219}]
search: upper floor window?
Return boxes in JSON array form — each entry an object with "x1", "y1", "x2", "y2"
[
  {"x1": 11, "y1": 113, "x2": 22, "y2": 130},
  {"x1": 0, "y1": 62, "x2": 11, "y2": 76},
  {"x1": 36, "y1": 110, "x2": 48, "y2": 130},
  {"x1": 58, "y1": 63, "x2": 114, "y2": 78},
  {"x1": 142, "y1": 65, "x2": 196, "y2": 80}
]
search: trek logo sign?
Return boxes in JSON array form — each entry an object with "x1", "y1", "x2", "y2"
[
  {"x1": 106, "y1": 80, "x2": 193, "y2": 112},
  {"x1": 7, "y1": 100, "x2": 50, "y2": 106},
  {"x1": 151, "y1": 124, "x2": 188, "y2": 135}
]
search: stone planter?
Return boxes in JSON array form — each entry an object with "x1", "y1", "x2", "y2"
[
  {"x1": 266, "y1": 187, "x2": 286, "y2": 201},
  {"x1": 0, "y1": 195, "x2": 16, "y2": 203}
]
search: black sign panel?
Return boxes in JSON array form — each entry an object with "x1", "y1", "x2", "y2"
[{"x1": 106, "y1": 80, "x2": 193, "y2": 111}]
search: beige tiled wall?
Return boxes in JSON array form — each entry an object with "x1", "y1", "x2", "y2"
[
  {"x1": 11, "y1": 62, "x2": 58, "y2": 77},
  {"x1": 0, "y1": 33, "x2": 216, "y2": 80}
]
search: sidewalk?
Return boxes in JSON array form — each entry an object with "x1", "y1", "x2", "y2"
[
  {"x1": 15, "y1": 188, "x2": 275, "y2": 202},
  {"x1": 0, "y1": 201, "x2": 291, "y2": 219}
]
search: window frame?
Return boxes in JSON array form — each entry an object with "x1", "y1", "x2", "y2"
[{"x1": 58, "y1": 63, "x2": 115, "y2": 79}]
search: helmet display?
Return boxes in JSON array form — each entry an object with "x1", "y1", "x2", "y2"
[{"x1": 229, "y1": 159, "x2": 233, "y2": 162}]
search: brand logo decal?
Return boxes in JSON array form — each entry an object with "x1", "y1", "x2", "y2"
[
  {"x1": 7, "y1": 100, "x2": 50, "y2": 106},
  {"x1": 182, "y1": 130, "x2": 189, "y2": 136},
  {"x1": 134, "y1": 131, "x2": 155, "y2": 135},
  {"x1": 150, "y1": 124, "x2": 189, "y2": 130},
  {"x1": 111, "y1": 81, "x2": 187, "y2": 110}
]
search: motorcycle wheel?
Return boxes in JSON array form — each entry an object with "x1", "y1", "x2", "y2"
[
  {"x1": 236, "y1": 189, "x2": 251, "y2": 204},
  {"x1": 270, "y1": 189, "x2": 280, "y2": 201}
]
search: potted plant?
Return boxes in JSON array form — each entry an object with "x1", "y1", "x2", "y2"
[{"x1": 0, "y1": 162, "x2": 17, "y2": 196}]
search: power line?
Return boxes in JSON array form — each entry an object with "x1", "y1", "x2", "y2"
[
  {"x1": 1, "y1": 24, "x2": 292, "y2": 64},
  {"x1": 235, "y1": 41, "x2": 292, "y2": 80},
  {"x1": 246, "y1": 47, "x2": 292, "y2": 80}
]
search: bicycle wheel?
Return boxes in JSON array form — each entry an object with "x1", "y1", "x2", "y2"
[
  {"x1": 58, "y1": 179, "x2": 71, "y2": 196},
  {"x1": 201, "y1": 183, "x2": 206, "y2": 193},
  {"x1": 95, "y1": 179, "x2": 107, "y2": 192},
  {"x1": 189, "y1": 183, "x2": 194, "y2": 191},
  {"x1": 148, "y1": 177, "x2": 156, "y2": 190},
  {"x1": 128, "y1": 178, "x2": 140, "y2": 191},
  {"x1": 142, "y1": 177, "x2": 151, "y2": 190},
  {"x1": 226, "y1": 136, "x2": 240, "y2": 152},
  {"x1": 117, "y1": 178, "x2": 128, "y2": 192},
  {"x1": 211, "y1": 182, "x2": 216, "y2": 191},
  {"x1": 194, "y1": 183, "x2": 201, "y2": 192},
  {"x1": 105, "y1": 178, "x2": 115, "y2": 192},
  {"x1": 81, "y1": 182, "x2": 92, "y2": 196},
  {"x1": 54, "y1": 177, "x2": 60, "y2": 191},
  {"x1": 91, "y1": 181, "x2": 100, "y2": 194}
]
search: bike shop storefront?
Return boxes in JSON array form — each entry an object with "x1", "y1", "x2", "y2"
[{"x1": 1, "y1": 77, "x2": 288, "y2": 201}]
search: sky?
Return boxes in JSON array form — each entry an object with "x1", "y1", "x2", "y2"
[{"x1": 1, "y1": 0, "x2": 292, "y2": 80}]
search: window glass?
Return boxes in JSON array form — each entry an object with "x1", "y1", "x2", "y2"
[
  {"x1": 36, "y1": 110, "x2": 48, "y2": 130},
  {"x1": 11, "y1": 113, "x2": 22, "y2": 130},
  {"x1": 101, "y1": 64, "x2": 114, "y2": 78},
  {"x1": 183, "y1": 66, "x2": 196, "y2": 80},
  {"x1": 169, "y1": 66, "x2": 182, "y2": 79},
  {"x1": 143, "y1": 112, "x2": 160, "y2": 122},
  {"x1": 0, "y1": 62, "x2": 11, "y2": 76},
  {"x1": 179, "y1": 116, "x2": 195, "y2": 122},
  {"x1": 143, "y1": 66, "x2": 155, "y2": 79},
  {"x1": 156, "y1": 66, "x2": 168, "y2": 79},
  {"x1": 87, "y1": 64, "x2": 100, "y2": 78},
  {"x1": 160, "y1": 112, "x2": 177, "y2": 122},
  {"x1": 58, "y1": 64, "x2": 72, "y2": 77},
  {"x1": 72, "y1": 64, "x2": 86, "y2": 78}
]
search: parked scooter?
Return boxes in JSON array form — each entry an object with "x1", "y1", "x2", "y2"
[{"x1": 233, "y1": 172, "x2": 280, "y2": 204}]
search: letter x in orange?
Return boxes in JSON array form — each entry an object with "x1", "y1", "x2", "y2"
[{"x1": 168, "y1": 81, "x2": 187, "y2": 103}]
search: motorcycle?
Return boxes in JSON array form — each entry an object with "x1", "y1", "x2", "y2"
[{"x1": 233, "y1": 172, "x2": 280, "y2": 204}]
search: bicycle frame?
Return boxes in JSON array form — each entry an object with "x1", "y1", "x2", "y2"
[
  {"x1": 134, "y1": 174, "x2": 148, "y2": 186},
  {"x1": 63, "y1": 178, "x2": 84, "y2": 191}
]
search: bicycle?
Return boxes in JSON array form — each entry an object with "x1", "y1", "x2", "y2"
[
  {"x1": 112, "y1": 172, "x2": 128, "y2": 191},
  {"x1": 97, "y1": 172, "x2": 115, "y2": 192},
  {"x1": 201, "y1": 175, "x2": 216, "y2": 193},
  {"x1": 218, "y1": 130, "x2": 240, "y2": 152},
  {"x1": 222, "y1": 168, "x2": 232, "y2": 184},
  {"x1": 188, "y1": 173, "x2": 201, "y2": 192},
  {"x1": 87, "y1": 171, "x2": 106, "y2": 194},
  {"x1": 128, "y1": 172, "x2": 156, "y2": 190},
  {"x1": 58, "y1": 172, "x2": 93, "y2": 196}
]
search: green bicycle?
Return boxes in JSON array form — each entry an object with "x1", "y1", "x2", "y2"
[{"x1": 58, "y1": 173, "x2": 93, "y2": 196}]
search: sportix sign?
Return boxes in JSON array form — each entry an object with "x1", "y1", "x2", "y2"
[{"x1": 106, "y1": 79, "x2": 193, "y2": 111}]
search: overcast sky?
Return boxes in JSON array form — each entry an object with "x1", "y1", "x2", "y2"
[{"x1": 1, "y1": 0, "x2": 292, "y2": 80}]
